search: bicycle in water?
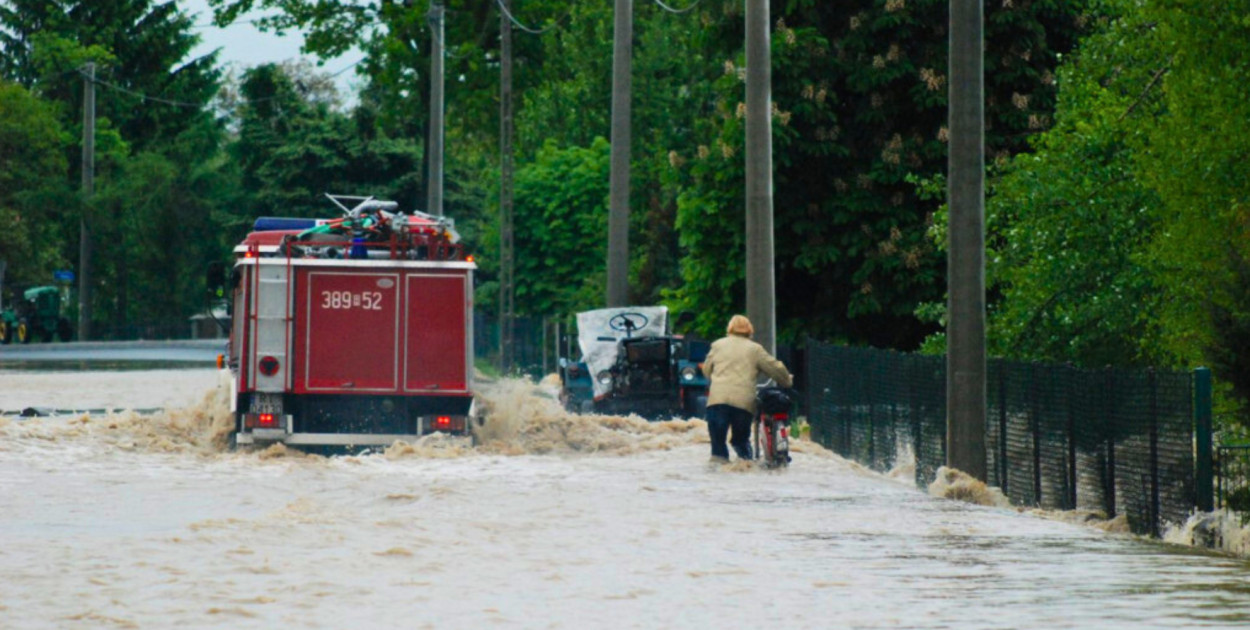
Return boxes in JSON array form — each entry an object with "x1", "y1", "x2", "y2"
[{"x1": 754, "y1": 385, "x2": 795, "y2": 468}]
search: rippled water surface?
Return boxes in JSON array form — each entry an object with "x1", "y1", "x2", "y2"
[{"x1": 1, "y1": 371, "x2": 1248, "y2": 629}]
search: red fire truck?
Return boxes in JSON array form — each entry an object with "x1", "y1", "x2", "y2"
[{"x1": 215, "y1": 195, "x2": 476, "y2": 448}]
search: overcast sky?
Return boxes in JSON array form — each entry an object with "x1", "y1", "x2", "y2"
[{"x1": 177, "y1": 0, "x2": 365, "y2": 97}]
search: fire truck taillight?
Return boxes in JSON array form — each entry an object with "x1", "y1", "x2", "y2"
[
  {"x1": 466, "y1": 255, "x2": 475, "y2": 263},
  {"x1": 429, "y1": 415, "x2": 465, "y2": 433},
  {"x1": 244, "y1": 413, "x2": 285, "y2": 429},
  {"x1": 259, "y1": 356, "x2": 280, "y2": 376}
]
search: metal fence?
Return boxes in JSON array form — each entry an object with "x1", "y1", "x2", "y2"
[
  {"x1": 806, "y1": 341, "x2": 1201, "y2": 536},
  {"x1": 474, "y1": 313, "x2": 566, "y2": 378},
  {"x1": 1217, "y1": 445, "x2": 1250, "y2": 521}
]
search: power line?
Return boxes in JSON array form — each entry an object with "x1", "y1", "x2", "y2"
[
  {"x1": 653, "y1": 0, "x2": 700, "y2": 14},
  {"x1": 494, "y1": 0, "x2": 563, "y2": 35},
  {"x1": 327, "y1": 57, "x2": 366, "y2": 78},
  {"x1": 191, "y1": 17, "x2": 267, "y2": 29},
  {"x1": 192, "y1": 15, "x2": 387, "y2": 30},
  {"x1": 80, "y1": 58, "x2": 366, "y2": 109},
  {"x1": 84, "y1": 71, "x2": 207, "y2": 108},
  {"x1": 34, "y1": 66, "x2": 86, "y2": 84}
]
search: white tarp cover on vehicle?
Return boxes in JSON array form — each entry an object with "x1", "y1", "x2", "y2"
[{"x1": 576, "y1": 306, "x2": 669, "y2": 399}]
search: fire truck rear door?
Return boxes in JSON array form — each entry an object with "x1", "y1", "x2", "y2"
[
  {"x1": 404, "y1": 273, "x2": 469, "y2": 393},
  {"x1": 298, "y1": 271, "x2": 401, "y2": 392}
]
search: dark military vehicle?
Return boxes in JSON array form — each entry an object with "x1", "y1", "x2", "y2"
[{"x1": 558, "y1": 307, "x2": 709, "y2": 420}]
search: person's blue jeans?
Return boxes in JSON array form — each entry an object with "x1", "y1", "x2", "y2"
[{"x1": 706, "y1": 404, "x2": 753, "y2": 460}]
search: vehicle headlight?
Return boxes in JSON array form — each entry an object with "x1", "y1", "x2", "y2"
[
  {"x1": 680, "y1": 366, "x2": 698, "y2": 381},
  {"x1": 597, "y1": 371, "x2": 612, "y2": 385}
]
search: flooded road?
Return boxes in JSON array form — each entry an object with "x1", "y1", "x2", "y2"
[{"x1": 2, "y1": 370, "x2": 1249, "y2": 629}]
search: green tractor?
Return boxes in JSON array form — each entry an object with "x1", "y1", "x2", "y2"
[{"x1": 0, "y1": 286, "x2": 74, "y2": 344}]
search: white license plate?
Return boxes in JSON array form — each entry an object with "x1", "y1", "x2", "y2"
[{"x1": 249, "y1": 393, "x2": 283, "y2": 415}]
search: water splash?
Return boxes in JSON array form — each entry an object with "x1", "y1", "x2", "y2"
[
  {"x1": 2, "y1": 375, "x2": 713, "y2": 460},
  {"x1": 928, "y1": 466, "x2": 1012, "y2": 508},
  {"x1": 471, "y1": 378, "x2": 705, "y2": 455},
  {"x1": 1164, "y1": 510, "x2": 1250, "y2": 556},
  {"x1": 1, "y1": 373, "x2": 234, "y2": 456}
]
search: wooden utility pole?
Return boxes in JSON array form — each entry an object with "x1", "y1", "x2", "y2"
[
  {"x1": 499, "y1": 0, "x2": 516, "y2": 372},
  {"x1": 744, "y1": 0, "x2": 775, "y2": 353},
  {"x1": 606, "y1": 0, "x2": 632, "y2": 307},
  {"x1": 427, "y1": 1, "x2": 445, "y2": 216},
  {"x1": 946, "y1": 0, "x2": 987, "y2": 481},
  {"x1": 79, "y1": 61, "x2": 95, "y2": 341}
]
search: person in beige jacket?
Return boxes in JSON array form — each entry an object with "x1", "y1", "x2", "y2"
[{"x1": 700, "y1": 315, "x2": 793, "y2": 462}]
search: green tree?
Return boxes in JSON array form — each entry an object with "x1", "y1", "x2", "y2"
[
  {"x1": 78, "y1": 113, "x2": 241, "y2": 335},
  {"x1": 1136, "y1": 1, "x2": 1250, "y2": 408},
  {"x1": 951, "y1": 0, "x2": 1250, "y2": 424},
  {"x1": 0, "y1": 0, "x2": 228, "y2": 336},
  {"x1": 476, "y1": 138, "x2": 611, "y2": 318},
  {"x1": 0, "y1": 0, "x2": 220, "y2": 151},
  {"x1": 975, "y1": 2, "x2": 1168, "y2": 367},
  {"x1": 513, "y1": 2, "x2": 722, "y2": 314},
  {"x1": 0, "y1": 81, "x2": 73, "y2": 291},
  {"x1": 208, "y1": 0, "x2": 567, "y2": 203},
  {"x1": 672, "y1": 0, "x2": 1093, "y2": 346},
  {"x1": 228, "y1": 63, "x2": 422, "y2": 220}
]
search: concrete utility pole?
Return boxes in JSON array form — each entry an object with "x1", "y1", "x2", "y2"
[
  {"x1": 606, "y1": 0, "x2": 632, "y2": 307},
  {"x1": 79, "y1": 61, "x2": 96, "y2": 342},
  {"x1": 946, "y1": 0, "x2": 988, "y2": 481},
  {"x1": 744, "y1": 0, "x2": 776, "y2": 353},
  {"x1": 499, "y1": 0, "x2": 516, "y2": 372},
  {"x1": 427, "y1": 1, "x2": 445, "y2": 216}
]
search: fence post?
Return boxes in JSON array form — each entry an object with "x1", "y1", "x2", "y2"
[
  {"x1": 1105, "y1": 370, "x2": 1117, "y2": 519},
  {"x1": 1030, "y1": 363, "x2": 1042, "y2": 506},
  {"x1": 868, "y1": 354, "x2": 877, "y2": 469},
  {"x1": 844, "y1": 347, "x2": 853, "y2": 456},
  {"x1": 1195, "y1": 367, "x2": 1214, "y2": 512},
  {"x1": 890, "y1": 398, "x2": 899, "y2": 473},
  {"x1": 1066, "y1": 364, "x2": 1077, "y2": 511},
  {"x1": 818, "y1": 387, "x2": 828, "y2": 449},
  {"x1": 998, "y1": 363, "x2": 1008, "y2": 495},
  {"x1": 542, "y1": 316, "x2": 549, "y2": 375},
  {"x1": 910, "y1": 356, "x2": 923, "y2": 486},
  {"x1": 1148, "y1": 368, "x2": 1160, "y2": 537}
]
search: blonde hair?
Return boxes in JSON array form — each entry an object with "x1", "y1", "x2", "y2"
[{"x1": 726, "y1": 314, "x2": 754, "y2": 337}]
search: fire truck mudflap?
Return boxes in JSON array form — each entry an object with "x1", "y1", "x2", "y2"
[{"x1": 225, "y1": 196, "x2": 476, "y2": 448}]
